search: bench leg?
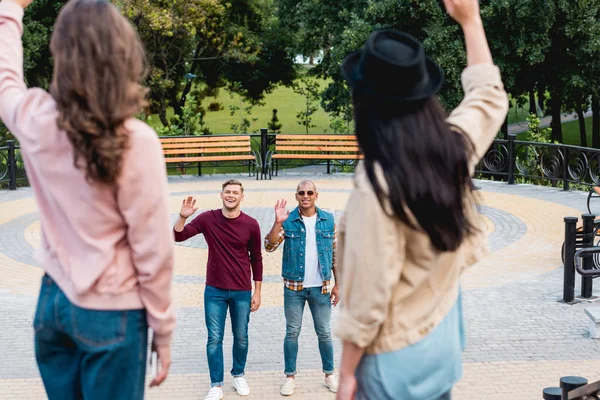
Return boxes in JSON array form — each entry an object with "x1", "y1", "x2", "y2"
[
  {"x1": 327, "y1": 160, "x2": 331, "y2": 174},
  {"x1": 198, "y1": 162, "x2": 202, "y2": 176}
]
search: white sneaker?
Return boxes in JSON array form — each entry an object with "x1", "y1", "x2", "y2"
[
  {"x1": 233, "y1": 376, "x2": 250, "y2": 396},
  {"x1": 325, "y1": 375, "x2": 339, "y2": 393},
  {"x1": 204, "y1": 386, "x2": 224, "y2": 400},
  {"x1": 280, "y1": 377, "x2": 296, "y2": 396}
]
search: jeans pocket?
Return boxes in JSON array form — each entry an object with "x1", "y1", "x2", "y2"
[{"x1": 71, "y1": 305, "x2": 128, "y2": 347}]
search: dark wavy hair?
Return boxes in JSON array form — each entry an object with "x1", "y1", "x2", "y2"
[
  {"x1": 50, "y1": 0, "x2": 148, "y2": 185},
  {"x1": 353, "y1": 94, "x2": 478, "y2": 252}
]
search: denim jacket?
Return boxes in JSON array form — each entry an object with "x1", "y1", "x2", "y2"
[{"x1": 281, "y1": 207, "x2": 335, "y2": 281}]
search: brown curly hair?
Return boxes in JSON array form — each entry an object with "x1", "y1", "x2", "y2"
[{"x1": 50, "y1": 0, "x2": 148, "y2": 185}]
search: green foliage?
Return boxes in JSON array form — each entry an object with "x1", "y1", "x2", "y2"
[
  {"x1": 116, "y1": 0, "x2": 295, "y2": 128},
  {"x1": 293, "y1": 77, "x2": 321, "y2": 133},
  {"x1": 329, "y1": 117, "x2": 350, "y2": 134},
  {"x1": 0, "y1": 122, "x2": 13, "y2": 146},
  {"x1": 267, "y1": 109, "x2": 283, "y2": 132},
  {"x1": 526, "y1": 113, "x2": 553, "y2": 143},
  {"x1": 228, "y1": 84, "x2": 258, "y2": 133}
]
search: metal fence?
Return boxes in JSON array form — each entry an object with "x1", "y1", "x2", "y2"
[
  {"x1": 0, "y1": 140, "x2": 27, "y2": 190},
  {"x1": 476, "y1": 134, "x2": 600, "y2": 190},
  {"x1": 6, "y1": 132, "x2": 600, "y2": 190}
]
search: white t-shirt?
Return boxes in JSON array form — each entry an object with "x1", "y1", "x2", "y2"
[{"x1": 302, "y1": 215, "x2": 323, "y2": 288}]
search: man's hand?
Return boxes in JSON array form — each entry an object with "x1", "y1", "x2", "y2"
[
  {"x1": 149, "y1": 341, "x2": 172, "y2": 388},
  {"x1": 250, "y1": 292, "x2": 261, "y2": 312},
  {"x1": 274, "y1": 199, "x2": 290, "y2": 224},
  {"x1": 330, "y1": 285, "x2": 340, "y2": 307},
  {"x1": 180, "y1": 196, "x2": 198, "y2": 219}
]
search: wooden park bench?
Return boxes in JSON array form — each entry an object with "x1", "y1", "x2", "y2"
[
  {"x1": 160, "y1": 135, "x2": 261, "y2": 178},
  {"x1": 265, "y1": 134, "x2": 362, "y2": 178}
]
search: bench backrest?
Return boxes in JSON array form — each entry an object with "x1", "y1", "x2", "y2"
[
  {"x1": 274, "y1": 134, "x2": 361, "y2": 154},
  {"x1": 160, "y1": 135, "x2": 252, "y2": 156}
]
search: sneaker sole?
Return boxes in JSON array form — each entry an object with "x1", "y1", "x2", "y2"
[{"x1": 233, "y1": 386, "x2": 250, "y2": 396}]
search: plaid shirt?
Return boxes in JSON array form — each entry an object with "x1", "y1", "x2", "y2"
[{"x1": 264, "y1": 209, "x2": 337, "y2": 294}]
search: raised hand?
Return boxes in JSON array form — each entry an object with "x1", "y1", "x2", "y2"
[
  {"x1": 443, "y1": 0, "x2": 481, "y2": 26},
  {"x1": 274, "y1": 199, "x2": 290, "y2": 224},
  {"x1": 180, "y1": 196, "x2": 198, "y2": 219},
  {"x1": 4, "y1": 0, "x2": 35, "y2": 8}
]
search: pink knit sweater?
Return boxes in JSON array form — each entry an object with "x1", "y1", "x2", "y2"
[{"x1": 0, "y1": 2, "x2": 175, "y2": 345}]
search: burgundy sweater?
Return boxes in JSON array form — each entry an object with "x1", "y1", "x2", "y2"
[{"x1": 174, "y1": 210, "x2": 263, "y2": 291}]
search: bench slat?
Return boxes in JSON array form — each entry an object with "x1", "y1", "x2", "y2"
[
  {"x1": 164, "y1": 147, "x2": 251, "y2": 155},
  {"x1": 272, "y1": 154, "x2": 362, "y2": 160},
  {"x1": 160, "y1": 135, "x2": 250, "y2": 143},
  {"x1": 162, "y1": 141, "x2": 251, "y2": 149},
  {"x1": 275, "y1": 146, "x2": 361, "y2": 152},
  {"x1": 165, "y1": 155, "x2": 256, "y2": 163},
  {"x1": 275, "y1": 140, "x2": 358, "y2": 146},
  {"x1": 275, "y1": 134, "x2": 356, "y2": 140}
]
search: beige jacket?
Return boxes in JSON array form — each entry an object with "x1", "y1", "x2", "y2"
[{"x1": 335, "y1": 63, "x2": 509, "y2": 355}]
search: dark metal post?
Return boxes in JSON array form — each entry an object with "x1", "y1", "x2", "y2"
[
  {"x1": 563, "y1": 146, "x2": 570, "y2": 191},
  {"x1": 582, "y1": 214, "x2": 595, "y2": 298},
  {"x1": 260, "y1": 128, "x2": 268, "y2": 180},
  {"x1": 508, "y1": 133, "x2": 516, "y2": 185},
  {"x1": 542, "y1": 387, "x2": 561, "y2": 400},
  {"x1": 564, "y1": 217, "x2": 578, "y2": 303},
  {"x1": 560, "y1": 376, "x2": 588, "y2": 400},
  {"x1": 7, "y1": 140, "x2": 16, "y2": 190}
]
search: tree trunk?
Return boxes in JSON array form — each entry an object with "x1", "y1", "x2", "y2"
[
  {"x1": 538, "y1": 88, "x2": 547, "y2": 116},
  {"x1": 501, "y1": 116, "x2": 508, "y2": 139},
  {"x1": 593, "y1": 94, "x2": 600, "y2": 148},
  {"x1": 576, "y1": 102, "x2": 587, "y2": 147},
  {"x1": 529, "y1": 89, "x2": 537, "y2": 116},
  {"x1": 550, "y1": 93, "x2": 563, "y2": 143},
  {"x1": 171, "y1": 91, "x2": 182, "y2": 118},
  {"x1": 177, "y1": 43, "x2": 205, "y2": 115},
  {"x1": 159, "y1": 99, "x2": 169, "y2": 127}
]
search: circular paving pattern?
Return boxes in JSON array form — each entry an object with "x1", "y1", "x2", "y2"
[{"x1": 0, "y1": 176, "x2": 595, "y2": 400}]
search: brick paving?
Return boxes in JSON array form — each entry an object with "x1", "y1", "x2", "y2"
[{"x1": 1, "y1": 174, "x2": 599, "y2": 399}]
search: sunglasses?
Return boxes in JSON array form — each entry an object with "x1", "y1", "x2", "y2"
[{"x1": 297, "y1": 190, "x2": 315, "y2": 196}]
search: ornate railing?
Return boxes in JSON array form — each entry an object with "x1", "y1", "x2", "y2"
[
  {"x1": 0, "y1": 140, "x2": 27, "y2": 190},
  {"x1": 6, "y1": 132, "x2": 600, "y2": 190},
  {"x1": 476, "y1": 134, "x2": 600, "y2": 189}
]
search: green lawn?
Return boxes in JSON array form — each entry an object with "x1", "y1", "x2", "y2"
[
  {"x1": 148, "y1": 78, "x2": 342, "y2": 134},
  {"x1": 147, "y1": 79, "x2": 530, "y2": 134},
  {"x1": 516, "y1": 117, "x2": 595, "y2": 147}
]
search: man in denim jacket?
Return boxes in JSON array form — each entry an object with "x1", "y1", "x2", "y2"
[{"x1": 265, "y1": 180, "x2": 339, "y2": 396}]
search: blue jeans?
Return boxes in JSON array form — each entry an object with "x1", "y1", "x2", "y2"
[
  {"x1": 33, "y1": 274, "x2": 148, "y2": 400},
  {"x1": 283, "y1": 286, "x2": 334, "y2": 375},
  {"x1": 204, "y1": 285, "x2": 251, "y2": 387}
]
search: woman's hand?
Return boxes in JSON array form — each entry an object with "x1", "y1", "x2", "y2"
[
  {"x1": 336, "y1": 373, "x2": 357, "y2": 400},
  {"x1": 443, "y1": 0, "x2": 482, "y2": 27},
  {"x1": 4, "y1": 0, "x2": 35, "y2": 9}
]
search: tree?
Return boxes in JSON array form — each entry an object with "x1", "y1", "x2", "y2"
[
  {"x1": 267, "y1": 109, "x2": 283, "y2": 132},
  {"x1": 482, "y1": 0, "x2": 554, "y2": 138},
  {"x1": 309, "y1": 0, "x2": 466, "y2": 119},
  {"x1": 293, "y1": 76, "x2": 321, "y2": 133},
  {"x1": 117, "y1": 0, "x2": 296, "y2": 127}
]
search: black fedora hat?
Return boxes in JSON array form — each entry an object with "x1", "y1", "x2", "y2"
[{"x1": 341, "y1": 29, "x2": 444, "y2": 101}]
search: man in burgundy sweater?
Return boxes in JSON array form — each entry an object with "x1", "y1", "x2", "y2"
[{"x1": 174, "y1": 179, "x2": 263, "y2": 400}]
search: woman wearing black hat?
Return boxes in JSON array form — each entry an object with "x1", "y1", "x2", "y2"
[{"x1": 334, "y1": 0, "x2": 508, "y2": 399}]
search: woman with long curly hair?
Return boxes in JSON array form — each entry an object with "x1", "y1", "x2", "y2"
[
  {"x1": 335, "y1": 0, "x2": 509, "y2": 399},
  {"x1": 0, "y1": 0, "x2": 175, "y2": 398}
]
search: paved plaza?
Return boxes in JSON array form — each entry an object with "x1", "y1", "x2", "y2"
[{"x1": 2, "y1": 170, "x2": 600, "y2": 399}]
